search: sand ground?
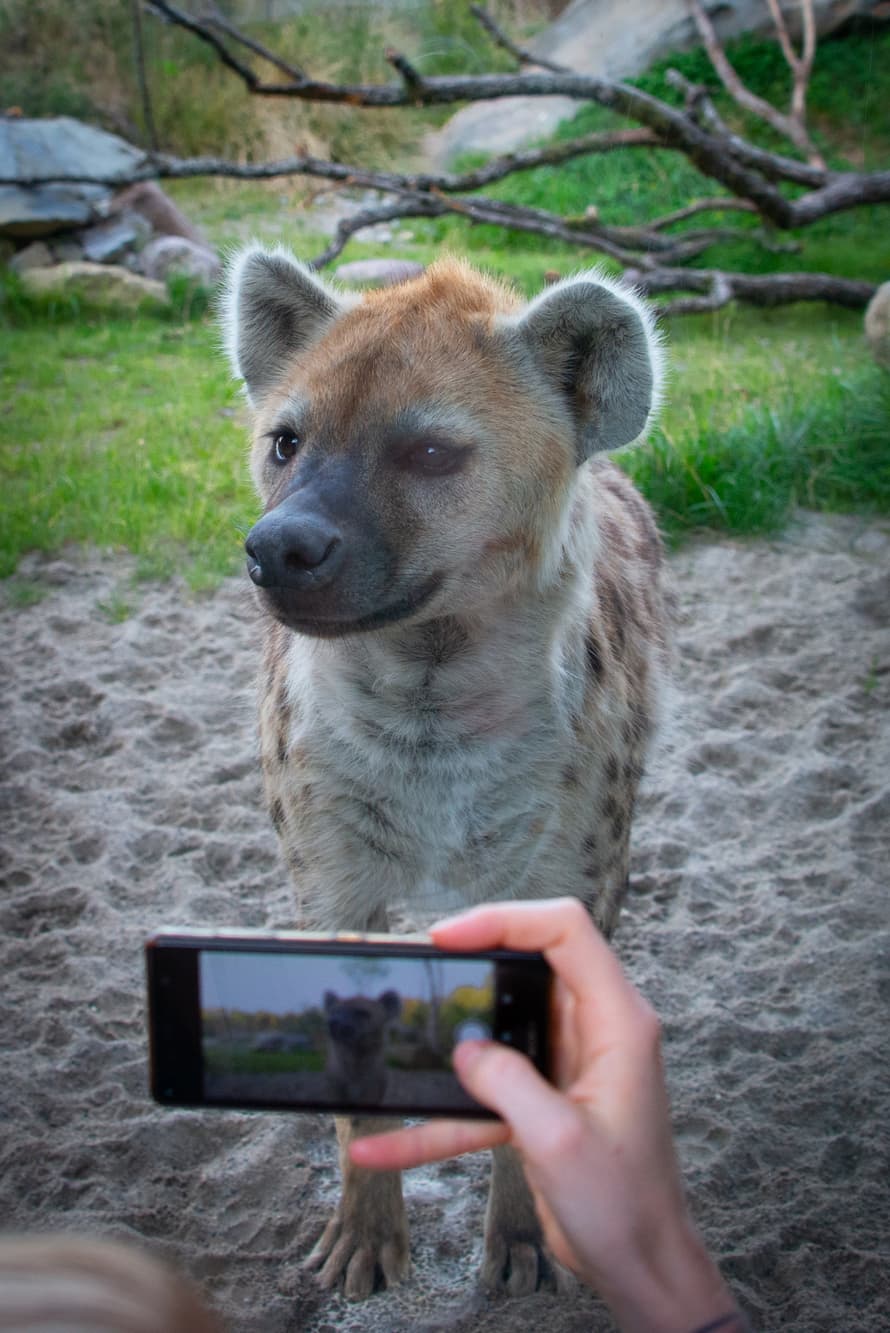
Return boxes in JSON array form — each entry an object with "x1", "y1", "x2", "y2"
[{"x1": 1, "y1": 511, "x2": 888, "y2": 1331}]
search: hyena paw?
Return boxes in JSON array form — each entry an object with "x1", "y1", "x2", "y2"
[
  {"x1": 304, "y1": 1210, "x2": 410, "y2": 1301},
  {"x1": 480, "y1": 1232, "x2": 576, "y2": 1299}
]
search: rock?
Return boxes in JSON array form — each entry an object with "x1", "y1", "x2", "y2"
[
  {"x1": 79, "y1": 212, "x2": 152, "y2": 263},
  {"x1": 21, "y1": 261, "x2": 169, "y2": 311},
  {"x1": 137, "y1": 235, "x2": 221, "y2": 285},
  {"x1": 430, "y1": 0, "x2": 882, "y2": 163},
  {"x1": 0, "y1": 116, "x2": 144, "y2": 238},
  {"x1": 49, "y1": 236, "x2": 84, "y2": 264},
  {"x1": 108, "y1": 182, "x2": 210, "y2": 247},
  {"x1": 864, "y1": 282, "x2": 890, "y2": 371},
  {"x1": 9, "y1": 240, "x2": 53, "y2": 273},
  {"x1": 333, "y1": 258, "x2": 425, "y2": 288},
  {"x1": 0, "y1": 237, "x2": 14, "y2": 266}
]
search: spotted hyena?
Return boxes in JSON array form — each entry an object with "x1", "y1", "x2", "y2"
[
  {"x1": 222, "y1": 251, "x2": 671, "y2": 1300},
  {"x1": 323, "y1": 990, "x2": 401, "y2": 1106}
]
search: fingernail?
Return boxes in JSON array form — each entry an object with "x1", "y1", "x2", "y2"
[{"x1": 453, "y1": 1038, "x2": 492, "y2": 1075}]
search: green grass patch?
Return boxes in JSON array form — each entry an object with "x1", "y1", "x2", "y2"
[
  {"x1": 624, "y1": 303, "x2": 890, "y2": 542},
  {"x1": 0, "y1": 277, "x2": 254, "y2": 586}
]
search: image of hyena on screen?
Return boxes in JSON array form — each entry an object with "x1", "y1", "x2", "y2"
[{"x1": 201, "y1": 953, "x2": 493, "y2": 1110}]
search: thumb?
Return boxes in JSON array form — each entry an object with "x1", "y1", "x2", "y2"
[{"x1": 454, "y1": 1040, "x2": 580, "y2": 1159}]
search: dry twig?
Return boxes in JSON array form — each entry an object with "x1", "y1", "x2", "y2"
[{"x1": 687, "y1": 0, "x2": 825, "y2": 167}]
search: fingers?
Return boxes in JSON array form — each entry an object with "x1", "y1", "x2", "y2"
[
  {"x1": 349, "y1": 1115, "x2": 509, "y2": 1172},
  {"x1": 450, "y1": 1038, "x2": 592, "y2": 1167},
  {"x1": 430, "y1": 898, "x2": 644, "y2": 1051}
]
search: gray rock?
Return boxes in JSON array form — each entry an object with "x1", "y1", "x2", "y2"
[
  {"x1": 0, "y1": 237, "x2": 14, "y2": 266},
  {"x1": 9, "y1": 240, "x2": 53, "y2": 273},
  {"x1": 430, "y1": 0, "x2": 882, "y2": 163},
  {"x1": 21, "y1": 261, "x2": 169, "y2": 310},
  {"x1": 137, "y1": 235, "x2": 221, "y2": 285},
  {"x1": 864, "y1": 282, "x2": 890, "y2": 371},
  {"x1": 79, "y1": 212, "x2": 152, "y2": 263},
  {"x1": 0, "y1": 116, "x2": 145, "y2": 238},
  {"x1": 333, "y1": 258, "x2": 425, "y2": 288},
  {"x1": 49, "y1": 236, "x2": 85, "y2": 263},
  {"x1": 109, "y1": 182, "x2": 209, "y2": 246}
]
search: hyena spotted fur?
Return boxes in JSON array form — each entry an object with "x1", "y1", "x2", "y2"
[{"x1": 223, "y1": 251, "x2": 672, "y2": 1301}]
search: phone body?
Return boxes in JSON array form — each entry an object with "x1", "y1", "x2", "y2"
[{"x1": 146, "y1": 929, "x2": 553, "y2": 1119}]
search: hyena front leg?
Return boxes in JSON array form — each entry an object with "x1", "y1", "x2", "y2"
[
  {"x1": 304, "y1": 1115, "x2": 409, "y2": 1300},
  {"x1": 482, "y1": 1146, "x2": 575, "y2": 1296}
]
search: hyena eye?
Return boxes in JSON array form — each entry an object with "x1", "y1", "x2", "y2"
[
  {"x1": 270, "y1": 431, "x2": 300, "y2": 464},
  {"x1": 396, "y1": 439, "x2": 470, "y2": 477}
]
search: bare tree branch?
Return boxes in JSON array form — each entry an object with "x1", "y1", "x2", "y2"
[
  {"x1": 648, "y1": 196, "x2": 759, "y2": 228},
  {"x1": 764, "y1": 0, "x2": 817, "y2": 125},
  {"x1": 687, "y1": 0, "x2": 824, "y2": 166},
  {"x1": 0, "y1": 133, "x2": 664, "y2": 195},
  {"x1": 469, "y1": 4, "x2": 569, "y2": 74},
  {"x1": 664, "y1": 68, "x2": 826, "y2": 186},
  {"x1": 657, "y1": 273, "x2": 733, "y2": 315},
  {"x1": 626, "y1": 264, "x2": 875, "y2": 309},
  {"x1": 145, "y1": 0, "x2": 266, "y2": 91},
  {"x1": 201, "y1": 6, "x2": 306, "y2": 83}
]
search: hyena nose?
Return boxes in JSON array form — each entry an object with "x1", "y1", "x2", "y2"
[{"x1": 245, "y1": 510, "x2": 344, "y2": 589}]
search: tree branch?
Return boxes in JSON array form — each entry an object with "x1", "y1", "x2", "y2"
[
  {"x1": 469, "y1": 4, "x2": 569, "y2": 74},
  {"x1": 626, "y1": 264, "x2": 875, "y2": 309},
  {"x1": 687, "y1": 0, "x2": 824, "y2": 166},
  {"x1": 664, "y1": 68, "x2": 826, "y2": 186},
  {"x1": 648, "y1": 196, "x2": 759, "y2": 228},
  {"x1": 145, "y1": 0, "x2": 879, "y2": 227},
  {"x1": 201, "y1": 6, "x2": 306, "y2": 83}
]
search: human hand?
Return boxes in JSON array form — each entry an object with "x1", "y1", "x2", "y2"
[{"x1": 350, "y1": 898, "x2": 739, "y2": 1333}]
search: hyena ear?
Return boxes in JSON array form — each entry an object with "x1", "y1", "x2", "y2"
[
  {"x1": 513, "y1": 271, "x2": 663, "y2": 461},
  {"x1": 221, "y1": 245, "x2": 352, "y2": 404},
  {"x1": 379, "y1": 989, "x2": 402, "y2": 1019}
]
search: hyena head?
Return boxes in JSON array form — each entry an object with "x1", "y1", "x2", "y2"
[
  {"x1": 323, "y1": 989, "x2": 401, "y2": 1057},
  {"x1": 223, "y1": 249, "x2": 663, "y2": 637}
]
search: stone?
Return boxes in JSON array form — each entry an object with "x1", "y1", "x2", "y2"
[
  {"x1": 49, "y1": 236, "x2": 84, "y2": 263},
  {"x1": 430, "y1": 0, "x2": 881, "y2": 164},
  {"x1": 9, "y1": 240, "x2": 53, "y2": 273},
  {"x1": 0, "y1": 116, "x2": 145, "y2": 238},
  {"x1": 108, "y1": 182, "x2": 210, "y2": 246},
  {"x1": 21, "y1": 261, "x2": 169, "y2": 310},
  {"x1": 137, "y1": 235, "x2": 221, "y2": 285},
  {"x1": 864, "y1": 282, "x2": 890, "y2": 371},
  {"x1": 333, "y1": 258, "x2": 425, "y2": 287},
  {"x1": 79, "y1": 212, "x2": 152, "y2": 263}
]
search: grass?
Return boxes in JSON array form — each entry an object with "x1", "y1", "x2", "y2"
[{"x1": 0, "y1": 276, "x2": 252, "y2": 587}]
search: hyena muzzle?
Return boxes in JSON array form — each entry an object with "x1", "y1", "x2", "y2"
[{"x1": 222, "y1": 250, "x2": 671, "y2": 1300}]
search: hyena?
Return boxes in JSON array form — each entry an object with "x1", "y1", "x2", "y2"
[
  {"x1": 223, "y1": 251, "x2": 671, "y2": 1300},
  {"x1": 323, "y1": 990, "x2": 401, "y2": 1106}
]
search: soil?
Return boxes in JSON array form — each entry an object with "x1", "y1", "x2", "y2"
[{"x1": 1, "y1": 511, "x2": 888, "y2": 1332}]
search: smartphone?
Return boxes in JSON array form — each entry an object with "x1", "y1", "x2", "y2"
[{"x1": 146, "y1": 929, "x2": 553, "y2": 1118}]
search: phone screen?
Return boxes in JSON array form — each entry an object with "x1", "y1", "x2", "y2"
[{"x1": 199, "y1": 948, "x2": 498, "y2": 1114}]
